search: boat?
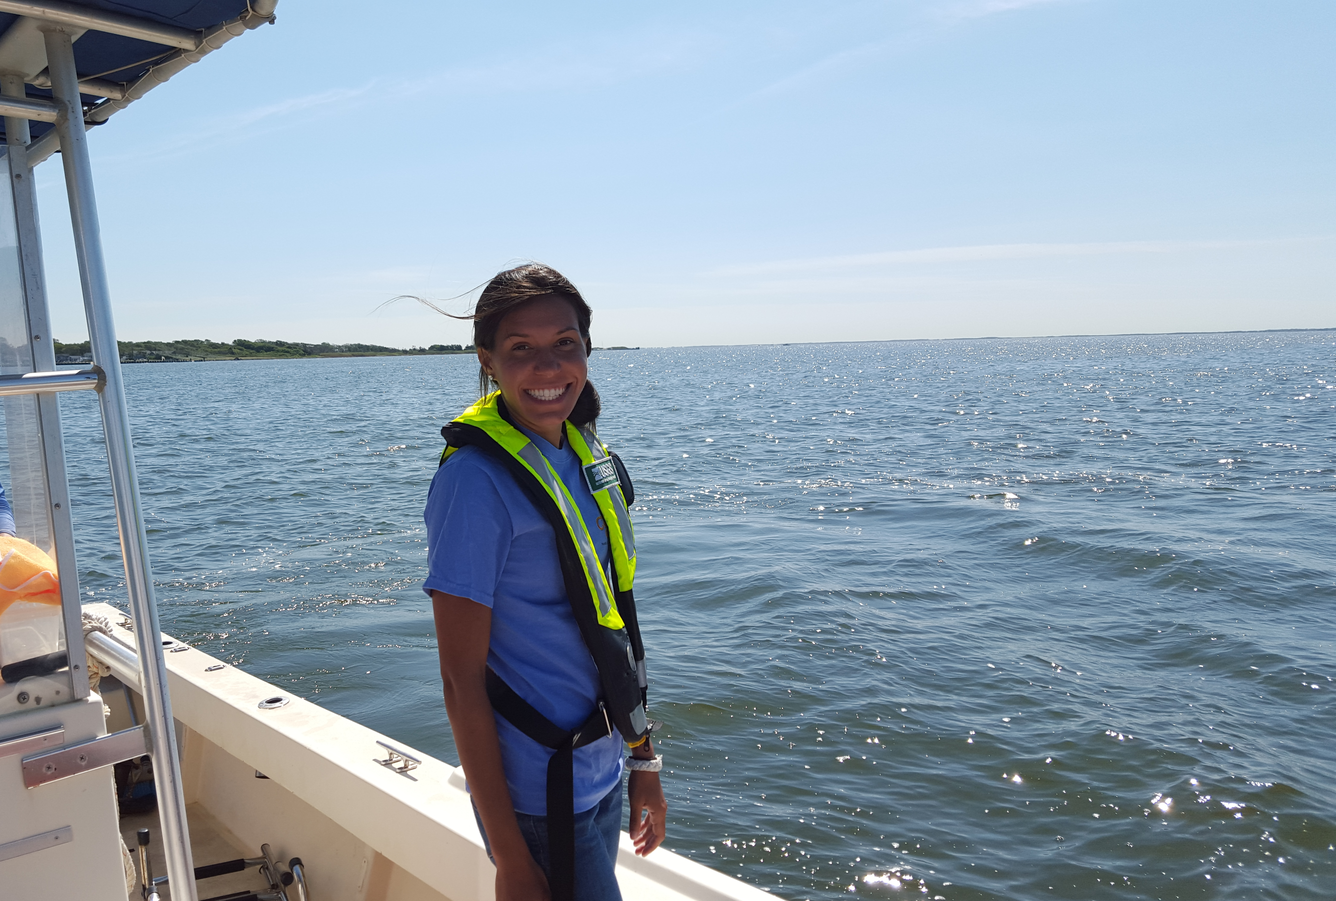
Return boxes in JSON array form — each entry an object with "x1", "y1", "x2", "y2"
[{"x1": 0, "y1": 4, "x2": 771, "y2": 899}]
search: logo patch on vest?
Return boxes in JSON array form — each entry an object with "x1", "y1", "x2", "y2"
[{"x1": 583, "y1": 458, "x2": 619, "y2": 494}]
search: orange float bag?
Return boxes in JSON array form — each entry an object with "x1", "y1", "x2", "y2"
[{"x1": 0, "y1": 535, "x2": 61, "y2": 620}]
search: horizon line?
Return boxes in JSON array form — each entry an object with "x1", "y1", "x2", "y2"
[
  {"x1": 658, "y1": 324, "x2": 1336, "y2": 349},
  {"x1": 66, "y1": 325, "x2": 1335, "y2": 359}
]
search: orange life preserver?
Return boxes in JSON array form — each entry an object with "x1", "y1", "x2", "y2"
[{"x1": 0, "y1": 535, "x2": 60, "y2": 619}]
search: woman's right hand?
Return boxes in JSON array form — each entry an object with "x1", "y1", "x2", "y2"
[{"x1": 495, "y1": 853, "x2": 551, "y2": 901}]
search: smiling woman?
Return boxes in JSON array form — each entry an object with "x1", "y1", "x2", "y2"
[
  {"x1": 472, "y1": 266, "x2": 600, "y2": 443},
  {"x1": 423, "y1": 264, "x2": 664, "y2": 901}
]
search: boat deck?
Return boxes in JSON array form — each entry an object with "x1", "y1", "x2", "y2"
[{"x1": 121, "y1": 803, "x2": 273, "y2": 900}]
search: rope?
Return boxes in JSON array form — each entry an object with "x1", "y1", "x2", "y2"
[{"x1": 81, "y1": 611, "x2": 113, "y2": 695}]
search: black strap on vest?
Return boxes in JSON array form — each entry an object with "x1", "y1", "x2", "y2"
[
  {"x1": 441, "y1": 410, "x2": 647, "y2": 744},
  {"x1": 608, "y1": 451, "x2": 634, "y2": 505},
  {"x1": 485, "y1": 667, "x2": 613, "y2": 901}
]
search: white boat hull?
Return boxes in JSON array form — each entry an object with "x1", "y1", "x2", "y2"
[{"x1": 85, "y1": 603, "x2": 770, "y2": 901}]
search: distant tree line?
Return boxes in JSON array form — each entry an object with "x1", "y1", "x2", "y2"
[{"x1": 52, "y1": 338, "x2": 474, "y2": 363}]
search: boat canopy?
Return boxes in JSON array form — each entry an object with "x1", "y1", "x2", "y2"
[{"x1": 0, "y1": 0, "x2": 277, "y2": 162}]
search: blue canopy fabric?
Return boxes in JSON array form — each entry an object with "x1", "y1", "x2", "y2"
[{"x1": 0, "y1": 1, "x2": 255, "y2": 143}]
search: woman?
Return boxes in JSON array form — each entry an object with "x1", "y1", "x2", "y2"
[{"x1": 424, "y1": 264, "x2": 665, "y2": 901}]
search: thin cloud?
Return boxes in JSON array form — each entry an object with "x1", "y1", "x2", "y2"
[
  {"x1": 101, "y1": 24, "x2": 716, "y2": 162},
  {"x1": 228, "y1": 84, "x2": 375, "y2": 129},
  {"x1": 116, "y1": 33, "x2": 675, "y2": 163},
  {"x1": 98, "y1": 81, "x2": 376, "y2": 164},
  {"x1": 708, "y1": 237, "x2": 1334, "y2": 278},
  {"x1": 726, "y1": 0, "x2": 1074, "y2": 111}
]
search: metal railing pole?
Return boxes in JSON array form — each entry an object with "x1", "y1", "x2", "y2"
[
  {"x1": 42, "y1": 27, "x2": 199, "y2": 901},
  {"x1": 0, "y1": 368, "x2": 102, "y2": 396}
]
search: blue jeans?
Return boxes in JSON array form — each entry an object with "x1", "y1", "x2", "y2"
[{"x1": 472, "y1": 780, "x2": 624, "y2": 901}]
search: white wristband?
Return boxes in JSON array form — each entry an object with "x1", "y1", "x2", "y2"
[{"x1": 625, "y1": 754, "x2": 662, "y2": 773}]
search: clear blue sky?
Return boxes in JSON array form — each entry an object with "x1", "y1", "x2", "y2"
[{"x1": 37, "y1": 0, "x2": 1334, "y2": 348}]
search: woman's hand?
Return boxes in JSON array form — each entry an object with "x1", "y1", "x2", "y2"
[
  {"x1": 495, "y1": 853, "x2": 550, "y2": 901},
  {"x1": 628, "y1": 769, "x2": 667, "y2": 856}
]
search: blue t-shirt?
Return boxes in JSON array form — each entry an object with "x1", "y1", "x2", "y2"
[
  {"x1": 423, "y1": 424, "x2": 623, "y2": 815},
  {"x1": 0, "y1": 482, "x2": 15, "y2": 536}
]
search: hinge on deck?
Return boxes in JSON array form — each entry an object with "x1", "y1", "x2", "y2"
[
  {"x1": 0, "y1": 726, "x2": 65, "y2": 760},
  {"x1": 20, "y1": 725, "x2": 148, "y2": 788}
]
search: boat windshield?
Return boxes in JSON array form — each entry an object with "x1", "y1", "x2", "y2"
[{"x1": 0, "y1": 144, "x2": 75, "y2": 718}]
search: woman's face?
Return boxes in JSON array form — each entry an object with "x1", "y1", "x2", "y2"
[{"x1": 477, "y1": 295, "x2": 589, "y2": 446}]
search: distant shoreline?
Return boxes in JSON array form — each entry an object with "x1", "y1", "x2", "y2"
[
  {"x1": 53, "y1": 324, "x2": 1331, "y2": 362},
  {"x1": 111, "y1": 350, "x2": 476, "y2": 363},
  {"x1": 53, "y1": 338, "x2": 641, "y2": 364}
]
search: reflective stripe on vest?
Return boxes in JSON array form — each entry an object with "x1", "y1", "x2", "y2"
[
  {"x1": 566, "y1": 422, "x2": 636, "y2": 592},
  {"x1": 443, "y1": 392, "x2": 630, "y2": 631}
]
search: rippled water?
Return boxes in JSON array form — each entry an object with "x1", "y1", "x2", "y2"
[{"x1": 45, "y1": 330, "x2": 1336, "y2": 900}]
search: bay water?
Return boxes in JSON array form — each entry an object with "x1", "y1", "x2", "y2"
[{"x1": 50, "y1": 330, "x2": 1335, "y2": 900}]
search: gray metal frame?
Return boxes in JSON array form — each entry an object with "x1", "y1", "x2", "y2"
[
  {"x1": 0, "y1": 0, "x2": 201, "y2": 49},
  {"x1": 21, "y1": 723, "x2": 148, "y2": 787},
  {"x1": 0, "y1": 367, "x2": 100, "y2": 395},
  {"x1": 0, "y1": 7, "x2": 278, "y2": 897},
  {"x1": 1, "y1": 71, "x2": 88, "y2": 702},
  {"x1": 39, "y1": 25, "x2": 199, "y2": 901}
]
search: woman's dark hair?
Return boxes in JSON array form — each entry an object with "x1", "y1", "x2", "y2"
[{"x1": 467, "y1": 263, "x2": 600, "y2": 426}]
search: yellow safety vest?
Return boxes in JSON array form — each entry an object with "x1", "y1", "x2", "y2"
[{"x1": 440, "y1": 391, "x2": 649, "y2": 741}]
